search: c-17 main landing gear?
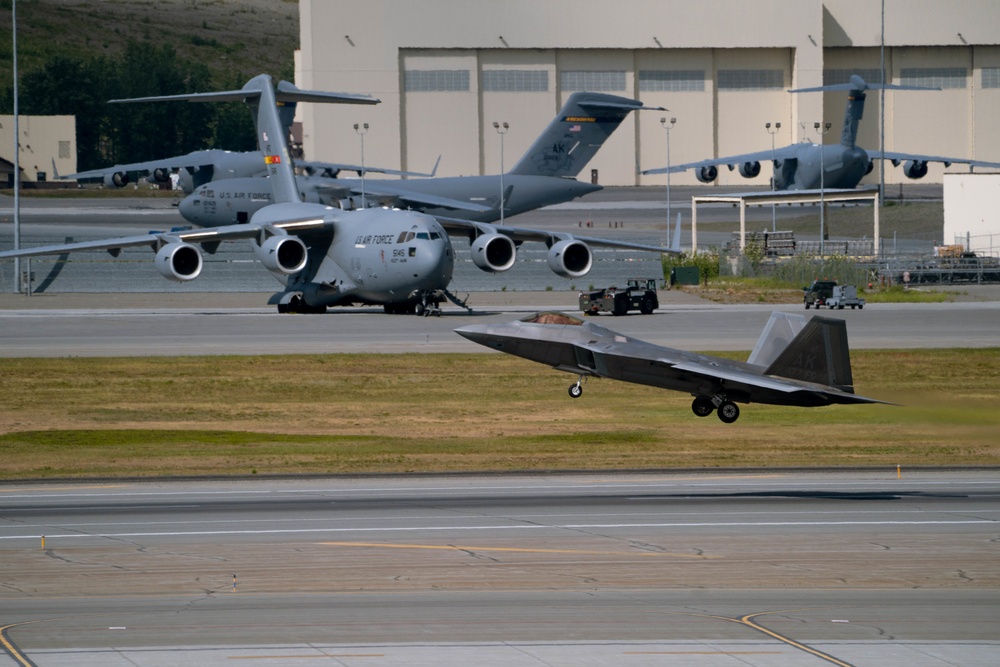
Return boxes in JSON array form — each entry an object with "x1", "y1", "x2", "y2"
[{"x1": 691, "y1": 395, "x2": 741, "y2": 423}]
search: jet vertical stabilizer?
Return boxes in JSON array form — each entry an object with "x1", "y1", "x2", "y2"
[
  {"x1": 509, "y1": 92, "x2": 661, "y2": 178},
  {"x1": 763, "y1": 316, "x2": 855, "y2": 392}
]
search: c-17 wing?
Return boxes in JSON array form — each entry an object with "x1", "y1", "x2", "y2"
[
  {"x1": 437, "y1": 218, "x2": 678, "y2": 255},
  {"x1": 311, "y1": 179, "x2": 493, "y2": 212},
  {"x1": 642, "y1": 144, "x2": 802, "y2": 175},
  {"x1": 60, "y1": 149, "x2": 267, "y2": 189},
  {"x1": 0, "y1": 215, "x2": 329, "y2": 261},
  {"x1": 868, "y1": 150, "x2": 1000, "y2": 171},
  {"x1": 301, "y1": 155, "x2": 441, "y2": 179}
]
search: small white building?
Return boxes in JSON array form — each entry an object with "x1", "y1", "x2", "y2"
[
  {"x1": 943, "y1": 173, "x2": 1000, "y2": 257},
  {"x1": 0, "y1": 115, "x2": 77, "y2": 186}
]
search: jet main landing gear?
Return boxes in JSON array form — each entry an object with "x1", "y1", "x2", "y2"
[{"x1": 691, "y1": 395, "x2": 741, "y2": 423}]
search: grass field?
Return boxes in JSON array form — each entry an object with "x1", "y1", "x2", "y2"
[{"x1": 1, "y1": 350, "x2": 998, "y2": 479}]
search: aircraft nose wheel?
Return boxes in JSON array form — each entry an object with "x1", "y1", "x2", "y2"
[
  {"x1": 568, "y1": 381, "x2": 583, "y2": 398},
  {"x1": 717, "y1": 401, "x2": 740, "y2": 424}
]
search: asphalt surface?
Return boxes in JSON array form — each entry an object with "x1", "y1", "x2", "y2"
[{"x1": 2, "y1": 472, "x2": 998, "y2": 666}]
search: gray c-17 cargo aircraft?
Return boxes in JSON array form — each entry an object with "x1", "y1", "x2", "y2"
[
  {"x1": 176, "y1": 91, "x2": 658, "y2": 227},
  {"x1": 642, "y1": 74, "x2": 1000, "y2": 189},
  {"x1": 1, "y1": 76, "x2": 677, "y2": 315},
  {"x1": 455, "y1": 310, "x2": 889, "y2": 423},
  {"x1": 61, "y1": 80, "x2": 437, "y2": 194}
]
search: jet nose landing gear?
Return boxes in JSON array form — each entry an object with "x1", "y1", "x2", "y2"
[{"x1": 692, "y1": 395, "x2": 741, "y2": 423}]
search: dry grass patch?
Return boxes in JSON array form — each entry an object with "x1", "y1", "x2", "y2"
[{"x1": 1, "y1": 350, "x2": 998, "y2": 479}]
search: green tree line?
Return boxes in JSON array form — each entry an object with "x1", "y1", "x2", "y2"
[{"x1": 0, "y1": 41, "x2": 258, "y2": 171}]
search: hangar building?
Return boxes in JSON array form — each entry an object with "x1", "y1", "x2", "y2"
[{"x1": 297, "y1": 0, "x2": 1000, "y2": 188}]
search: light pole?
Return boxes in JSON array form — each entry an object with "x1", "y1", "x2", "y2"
[
  {"x1": 12, "y1": 0, "x2": 21, "y2": 293},
  {"x1": 814, "y1": 121, "x2": 832, "y2": 255},
  {"x1": 765, "y1": 121, "x2": 781, "y2": 232},
  {"x1": 353, "y1": 122, "x2": 368, "y2": 208},
  {"x1": 492, "y1": 121, "x2": 509, "y2": 225},
  {"x1": 660, "y1": 116, "x2": 676, "y2": 245}
]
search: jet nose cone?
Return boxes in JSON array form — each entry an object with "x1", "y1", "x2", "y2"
[
  {"x1": 454, "y1": 324, "x2": 490, "y2": 343},
  {"x1": 177, "y1": 196, "x2": 198, "y2": 222},
  {"x1": 454, "y1": 324, "x2": 509, "y2": 351}
]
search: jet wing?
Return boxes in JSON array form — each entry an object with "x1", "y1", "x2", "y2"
[
  {"x1": 0, "y1": 218, "x2": 331, "y2": 260},
  {"x1": 61, "y1": 149, "x2": 263, "y2": 182},
  {"x1": 312, "y1": 180, "x2": 493, "y2": 212},
  {"x1": 301, "y1": 155, "x2": 440, "y2": 179},
  {"x1": 642, "y1": 145, "x2": 802, "y2": 175},
  {"x1": 868, "y1": 150, "x2": 1000, "y2": 170},
  {"x1": 436, "y1": 219, "x2": 677, "y2": 254}
]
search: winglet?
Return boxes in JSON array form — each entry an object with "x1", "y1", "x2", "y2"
[{"x1": 669, "y1": 212, "x2": 683, "y2": 253}]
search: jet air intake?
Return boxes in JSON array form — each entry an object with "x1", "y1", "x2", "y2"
[
  {"x1": 471, "y1": 233, "x2": 516, "y2": 273},
  {"x1": 256, "y1": 235, "x2": 308, "y2": 275},
  {"x1": 105, "y1": 171, "x2": 129, "y2": 188},
  {"x1": 547, "y1": 239, "x2": 592, "y2": 279},
  {"x1": 903, "y1": 160, "x2": 929, "y2": 179},
  {"x1": 739, "y1": 161, "x2": 761, "y2": 178},
  {"x1": 155, "y1": 242, "x2": 203, "y2": 282},
  {"x1": 696, "y1": 166, "x2": 718, "y2": 183}
]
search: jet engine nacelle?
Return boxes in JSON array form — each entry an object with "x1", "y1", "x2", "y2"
[
  {"x1": 470, "y1": 233, "x2": 516, "y2": 273},
  {"x1": 149, "y1": 167, "x2": 172, "y2": 184},
  {"x1": 739, "y1": 161, "x2": 761, "y2": 179},
  {"x1": 546, "y1": 239, "x2": 592, "y2": 279},
  {"x1": 255, "y1": 235, "x2": 308, "y2": 275},
  {"x1": 155, "y1": 242, "x2": 203, "y2": 282},
  {"x1": 903, "y1": 160, "x2": 929, "y2": 179},
  {"x1": 105, "y1": 171, "x2": 129, "y2": 188},
  {"x1": 696, "y1": 166, "x2": 718, "y2": 183}
]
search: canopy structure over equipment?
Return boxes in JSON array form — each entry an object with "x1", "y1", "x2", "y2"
[{"x1": 690, "y1": 188, "x2": 880, "y2": 255}]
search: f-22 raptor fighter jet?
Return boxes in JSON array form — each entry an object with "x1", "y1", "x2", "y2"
[{"x1": 456, "y1": 311, "x2": 889, "y2": 423}]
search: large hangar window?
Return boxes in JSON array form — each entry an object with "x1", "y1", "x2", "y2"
[
  {"x1": 901, "y1": 67, "x2": 967, "y2": 89},
  {"x1": 984, "y1": 68, "x2": 1000, "y2": 89},
  {"x1": 560, "y1": 70, "x2": 626, "y2": 91},
  {"x1": 405, "y1": 70, "x2": 470, "y2": 92},
  {"x1": 825, "y1": 69, "x2": 883, "y2": 85},
  {"x1": 718, "y1": 69, "x2": 784, "y2": 91},
  {"x1": 482, "y1": 70, "x2": 549, "y2": 92},
  {"x1": 639, "y1": 70, "x2": 705, "y2": 92}
]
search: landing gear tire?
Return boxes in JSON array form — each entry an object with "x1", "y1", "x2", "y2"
[
  {"x1": 415, "y1": 302, "x2": 426, "y2": 317},
  {"x1": 717, "y1": 401, "x2": 740, "y2": 424},
  {"x1": 568, "y1": 383, "x2": 583, "y2": 398},
  {"x1": 692, "y1": 396, "x2": 714, "y2": 417}
]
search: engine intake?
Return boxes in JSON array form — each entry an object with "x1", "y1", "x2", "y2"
[
  {"x1": 903, "y1": 160, "x2": 929, "y2": 179},
  {"x1": 471, "y1": 233, "x2": 516, "y2": 273},
  {"x1": 696, "y1": 166, "x2": 718, "y2": 183},
  {"x1": 150, "y1": 167, "x2": 171, "y2": 184},
  {"x1": 155, "y1": 242, "x2": 202, "y2": 282},
  {"x1": 105, "y1": 171, "x2": 129, "y2": 188},
  {"x1": 546, "y1": 239, "x2": 592, "y2": 279},
  {"x1": 739, "y1": 161, "x2": 761, "y2": 178},
  {"x1": 256, "y1": 235, "x2": 308, "y2": 275}
]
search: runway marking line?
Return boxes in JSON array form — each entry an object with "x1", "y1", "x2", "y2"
[
  {"x1": 1, "y1": 620, "x2": 43, "y2": 667},
  {"x1": 318, "y1": 541, "x2": 717, "y2": 559},
  {"x1": 648, "y1": 608, "x2": 857, "y2": 667}
]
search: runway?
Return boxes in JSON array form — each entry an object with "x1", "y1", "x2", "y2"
[{"x1": 1, "y1": 472, "x2": 998, "y2": 665}]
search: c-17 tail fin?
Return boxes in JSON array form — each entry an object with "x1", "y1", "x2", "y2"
[
  {"x1": 109, "y1": 75, "x2": 378, "y2": 205},
  {"x1": 508, "y1": 92, "x2": 661, "y2": 178},
  {"x1": 758, "y1": 314, "x2": 856, "y2": 392}
]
